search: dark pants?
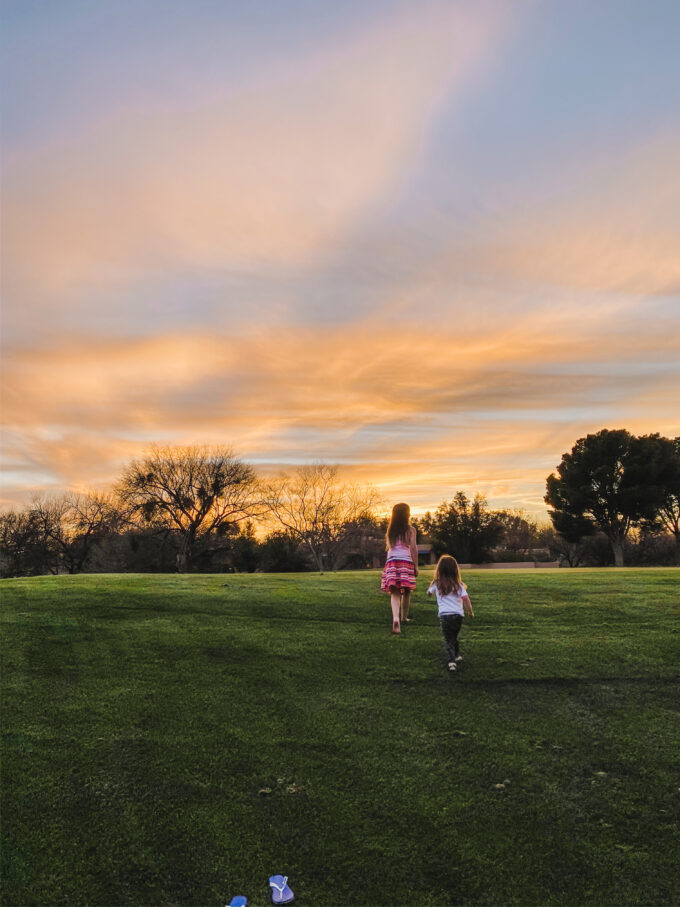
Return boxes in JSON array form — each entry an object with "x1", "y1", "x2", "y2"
[{"x1": 440, "y1": 614, "x2": 463, "y2": 663}]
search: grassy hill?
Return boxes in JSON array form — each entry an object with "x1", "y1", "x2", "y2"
[{"x1": 2, "y1": 569, "x2": 679, "y2": 906}]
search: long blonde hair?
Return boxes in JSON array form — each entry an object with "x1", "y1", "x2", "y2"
[
  {"x1": 386, "y1": 502, "x2": 411, "y2": 549},
  {"x1": 433, "y1": 554, "x2": 463, "y2": 596}
]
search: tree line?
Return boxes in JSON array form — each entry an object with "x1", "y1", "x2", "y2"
[
  {"x1": 1, "y1": 430, "x2": 678, "y2": 577},
  {"x1": 0, "y1": 452, "x2": 383, "y2": 577}
]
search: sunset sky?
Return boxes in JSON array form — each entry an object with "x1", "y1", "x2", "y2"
[{"x1": 2, "y1": 0, "x2": 679, "y2": 517}]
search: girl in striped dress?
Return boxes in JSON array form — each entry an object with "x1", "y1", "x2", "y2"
[{"x1": 380, "y1": 502, "x2": 418, "y2": 634}]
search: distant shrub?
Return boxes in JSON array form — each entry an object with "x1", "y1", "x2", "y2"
[
  {"x1": 625, "y1": 533, "x2": 678, "y2": 567},
  {"x1": 259, "y1": 532, "x2": 312, "y2": 572},
  {"x1": 492, "y1": 549, "x2": 531, "y2": 563}
]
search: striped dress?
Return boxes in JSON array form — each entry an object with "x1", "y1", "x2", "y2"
[{"x1": 380, "y1": 539, "x2": 417, "y2": 593}]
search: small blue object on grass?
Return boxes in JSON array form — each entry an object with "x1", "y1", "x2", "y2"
[
  {"x1": 228, "y1": 897, "x2": 247, "y2": 907},
  {"x1": 269, "y1": 874, "x2": 294, "y2": 904}
]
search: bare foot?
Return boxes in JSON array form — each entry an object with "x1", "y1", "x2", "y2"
[{"x1": 392, "y1": 621, "x2": 401, "y2": 634}]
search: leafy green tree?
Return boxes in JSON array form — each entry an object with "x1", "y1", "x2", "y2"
[
  {"x1": 545, "y1": 429, "x2": 673, "y2": 567},
  {"x1": 426, "y1": 492, "x2": 504, "y2": 563},
  {"x1": 496, "y1": 510, "x2": 541, "y2": 553}
]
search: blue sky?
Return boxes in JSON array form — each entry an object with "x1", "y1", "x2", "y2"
[{"x1": 2, "y1": 0, "x2": 679, "y2": 513}]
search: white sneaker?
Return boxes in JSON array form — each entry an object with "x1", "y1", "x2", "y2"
[
  {"x1": 448, "y1": 662, "x2": 457, "y2": 671},
  {"x1": 455, "y1": 655, "x2": 463, "y2": 663}
]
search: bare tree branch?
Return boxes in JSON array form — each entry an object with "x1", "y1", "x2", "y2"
[
  {"x1": 115, "y1": 445, "x2": 259, "y2": 571},
  {"x1": 261, "y1": 463, "x2": 381, "y2": 571}
]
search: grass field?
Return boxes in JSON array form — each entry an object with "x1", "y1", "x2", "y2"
[{"x1": 2, "y1": 568, "x2": 679, "y2": 907}]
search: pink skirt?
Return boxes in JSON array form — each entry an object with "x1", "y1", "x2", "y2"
[{"x1": 380, "y1": 558, "x2": 416, "y2": 593}]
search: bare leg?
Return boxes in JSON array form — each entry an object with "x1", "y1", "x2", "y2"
[
  {"x1": 389, "y1": 587, "x2": 401, "y2": 633},
  {"x1": 400, "y1": 589, "x2": 411, "y2": 622}
]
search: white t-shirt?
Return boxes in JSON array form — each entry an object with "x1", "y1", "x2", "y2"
[{"x1": 428, "y1": 581, "x2": 469, "y2": 616}]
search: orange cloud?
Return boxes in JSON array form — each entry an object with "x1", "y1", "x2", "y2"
[
  {"x1": 3, "y1": 320, "x2": 678, "y2": 512},
  {"x1": 5, "y1": 320, "x2": 671, "y2": 432}
]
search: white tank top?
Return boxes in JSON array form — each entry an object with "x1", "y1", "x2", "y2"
[{"x1": 386, "y1": 541, "x2": 412, "y2": 563}]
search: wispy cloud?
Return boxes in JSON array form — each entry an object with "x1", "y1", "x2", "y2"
[
  {"x1": 3, "y1": 1, "x2": 512, "y2": 325},
  {"x1": 3, "y1": 319, "x2": 678, "y2": 510},
  {"x1": 480, "y1": 134, "x2": 680, "y2": 297}
]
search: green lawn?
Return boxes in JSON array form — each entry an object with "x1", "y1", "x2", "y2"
[{"x1": 2, "y1": 569, "x2": 679, "y2": 907}]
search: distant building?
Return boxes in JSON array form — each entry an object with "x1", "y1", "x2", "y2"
[{"x1": 417, "y1": 543, "x2": 436, "y2": 566}]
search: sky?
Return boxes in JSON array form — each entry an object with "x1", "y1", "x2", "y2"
[{"x1": 2, "y1": 0, "x2": 679, "y2": 517}]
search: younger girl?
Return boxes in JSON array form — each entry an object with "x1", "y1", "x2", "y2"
[
  {"x1": 380, "y1": 502, "x2": 418, "y2": 634},
  {"x1": 427, "y1": 555, "x2": 474, "y2": 671}
]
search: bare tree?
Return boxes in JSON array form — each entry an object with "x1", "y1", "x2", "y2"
[
  {"x1": 0, "y1": 493, "x2": 124, "y2": 575},
  {"x1": 26, "y1": 495, "x2": 70, "y2": 574},
  {"x1": 115, "y1": 445, "x2": 259, "y2": 572},
  {"x1": 0, "y1": 509, "x2": 41, "y2": 577},
  {"x1": 649, "y1": 436, "x2": 680, "y2": 559},
  {"x1": 547, "y1": 530, "x2": 589, "y2": 568},
  {"x1": 262, "y1": 463, "x2": 381, "y2": 571},
  {"x1": 60, "y1": 492, "x2": 124, "y2": 573}
]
